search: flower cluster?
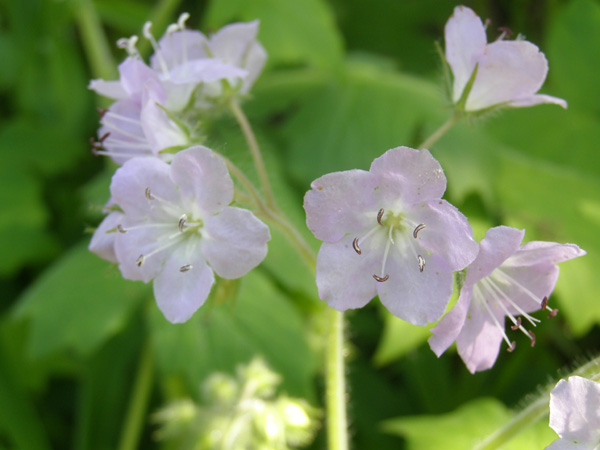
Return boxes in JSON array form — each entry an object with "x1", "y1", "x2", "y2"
[
  {"x1": 302, "y1": 6, "x2": 583, "y2": 373},
  {"x1": 89, "y1": 16, "x2": 270, "y2": 323}
]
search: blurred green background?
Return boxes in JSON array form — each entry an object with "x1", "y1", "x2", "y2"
[{"x1": 1, "y1": 0, "x2": 599, "y2": 448}]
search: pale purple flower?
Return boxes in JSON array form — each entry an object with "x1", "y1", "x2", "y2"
[
  {"x1": 445, "y1": 6, "x2": 567, "y2": 112},
  {"x1": 546, "y1": 376, "x2": 600, "y2": 450},
  {"x1": 89, "y1": 201, "x2": 122, "y2": 264},
  {"x1": 109, "y1": 146, "x2": 270, "y2": 323},
  {"x1": 304, "y1": 147, "x2": 478, "y2": 326},
  {"x1": 429, "y1": 226, "x2": 585, "y2": 373}
]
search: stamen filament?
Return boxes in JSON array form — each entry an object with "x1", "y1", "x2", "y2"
[
  {"x1": 143, "y1": 22, "x2": 170, "y2": 78},
  {"x1": 474, "y1": 284, "x2": 515, "y2": 351},
  {"x1": 101, "y1": 120, "x2": 147, "y2": 142},
  {"x1": 493, "y1": 269, "x2": 552, "y2": 316},
  {"x1": 484, "y1": 276, "x2": 540, "y2": 326},
  {"x1": 104, "y1": 111, "x2": 143, "y2": 126}
]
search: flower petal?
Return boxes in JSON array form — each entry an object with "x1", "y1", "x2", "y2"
[
  {"x1": 315, "y1": 236, "x2": 378, "y2": 311},
  {"x1": 209, "y1": 21, "x2": 261, "y2": 69},
  {"x1": 140, "y1": 98, "x2": 189, "y2": 153},
  {"x1": 88, "y1": 79, "x2": 127, "y2": 99},
  {"x1": 455, "y1": 297, "x2": 505, "y2": 373},
  {"x1": 444, "y1": 6, "x2": 487, "y2": 103},
  {"x1": 508, "y1": 94, "x2": 567, "y2": 109},
  {"x1": 89, "y1": 210, "x2": 122, "y2": 264},
  {"x1": 369, "y1": 148, "x2": 447, "y2": 204},
  {"x1": 153, "y1": 245, "x2": 215, "y2": 323},
  {"x1": 504, "y1": 241, "x2": 586, "y2": 267},
  {"x1": 465, "y1": 226, "x2": 525, "y2": 285},
  {"x1": 152, "y1": 30, "x2": 209, "y2": 74},
  {"x1": 549, "y1": 376, "x2": 600, "y2": 444},
  {"x1": 377, "y1": 250, "x2": 453, "y2": 326},
  {"x1": 119, "y1": 57, "x2": 162, "y2": 100},
  {"x1": 544, "y1": 439, "x2": 585, "y2": 450},
  {"x1": 494, "y1": 264, "x2": 559, "y2": 314},
  {"x1": 202, "y1": 207, "x2": 270, "y2": 279},
  {"x1": 169, "y1": 146, "x2": 234, "y2": 215},
  {"x1": 429, "y1": 288, "x2": 473, "y2": 357},
  {"x1": 110, "y1": 157, "x2": 181, "y2": 219},
  {"x1": 304, "y1": 169, "x2": 378, "y2": 242},
  {"x1": 410, "y1": 200, "x2": 478, "y2": 271},
  {"x1": 466, "y1": 40, "x2": 549, "y2": 111}
]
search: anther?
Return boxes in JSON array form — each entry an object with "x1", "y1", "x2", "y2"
[
  {"x1": 540, "y1": 296, "x2": 548, "y2": 310},
  {"x1": 142, "y1": 22, "x2": 154, "y2": 40},
  {"x1": 413, "y1": 223, "x2": 426, "y2": 239},
  {"x1": 99, "y1": 132, "x2": 110, "y2": 143},
  {"x1": 145, "y1": 187, "x2": 154, "y2": 200},
  {"x1": 177, "y1": 12, "x2": 190, "y2": 30},
  {"x1": 97, "y1": 108, "x2": 108, "y2": 119},
  {"x1": 116, "y1": 35, "x2": 139, "y2": 57},
  {"x1": 166, "y1": 24, "x2": 179, "y2": 35},
  {"x1": 497, "y1": 26, "x2": 513, "y2": 37},
  {"x1": 377, "y1": 209, "x2": 385, "y2": 226},
  {"x1": 179, "y1": 264, "x2": 192, "y2": 272},
  {"x1": 178, "y1": 214, "x2": 187, "y2": 232},
  {"x1": 507, "y1": 341, "x2": 516, "y2": 352},
  {"x1": 510, "y1": 317, "x2": 522, "y2": 331},
  {"x1": 418, "y1": 255, "x2": 425, "y2": 273},
  {"x1": 373, "y1": 274, "x2": 389, "y2": 282},
  {"x1": 548, "y1": 308, "x2": 558, "y2": 319},
  {"x1": 528, "y1": 330, "x2": 536, "y2": 347},
  {"x1": 117, "y1": 224, "x2": 127, "y2": 234},
  {"x1": 136, "y1": 254, "x2": 145, "y2": 267},
  {"x1": 352, "y1": 237, "x2": 362, "y2": 255}
]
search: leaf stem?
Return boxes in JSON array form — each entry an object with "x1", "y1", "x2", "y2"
[
  {"x1": 117, "y1": 339, "x2": 154, "y2": 450},
  {"x1": 229, "y1": 99, "x2": 277, "y2": 209},
  {"x1": 418, "y1": 112, "x2": 461, "y2": 150},
  {"x1": 472, "y1": 356, "x2": 600, "y2": 450},
  {"x1": 326, "y1": 309, "x2": 348, "y2": 450},
  {"x1": 73, "y1": 0, "x2": 117, "y2": 80}
]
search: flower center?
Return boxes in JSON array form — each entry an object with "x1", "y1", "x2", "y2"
[
  {"x1": 473, "y1": 268, "x2": 558, "y2": 353},
  {"x1": 352, "y1": 208, "x2": 427, "y2": 282}
]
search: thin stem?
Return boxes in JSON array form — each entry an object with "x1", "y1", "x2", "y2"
[
  {"x1": 418, "y1": 112, "x2": 461, "y2": 150},
  {"x1": 472, "y1": 356, "x2": 600, "y2": 450},
  {"x1": 229, "y1": 99, "x2": 277, "y2": 209},
  {"x1": 73, "y1": 0, "x2": 117, "y2": 80},
  {"x1": 117, "y1": 339, "x2": 154, "y2": 450},
  {"x1": 326, "y1": 309, "x2": 348, "y2": 450}
]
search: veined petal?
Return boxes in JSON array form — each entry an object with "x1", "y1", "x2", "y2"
[
  {"x1": 465, "y1": 226, "x2": 525, "y2": 285},
  {"x1": 508, "y1": 94, "x2": 567, "y2": 109},
  {"x1": 304, "y1": 169, "x2": 378, "y2": 242},
  {"x1": 169, "y1": 147, "x2": 234, "y2": 215},
  {"x1": 140, "y1": 99, "x2": 189, "y2": 153},
  {"x1": 549, "y1": 377, "x2": 600, "y2": 444},
  {"x1": 377, "y1": 250, "x2": 453, "y2": 326},
  {"x1": 504, "y1": 241, "x2": 586, "y2": 267},
  {"x1": 88, "y1": 79, "x2": 127, "y2": 99},
  {"x1": 429, "y1": 288, "x2": 473, "y2": 357},
  {"x1": 455, "y1": 296, "x2": 505, "y2": 373},
  {"x1": 202, "y1": 207, "x2": 270, "y2": 279},
  {"x1": 111, "y1": 157, "x2": 181, "y2": 219},
  {"x1": 493, "y1": 264, "x2": 559, "y2": 314},
  {"x1": 445, "y1": 6, "x2": 487, "y2": 103},
  {"x1": 369, "y1": 148, "x2": 447, "y2": 204},
  {"x1": 466, "y1": 40, "x2": 549, "y2": 111},
  {"x1": 154, "y1": 244, "x2": 215, "y2": 323},
  {"x1": 316, "y1": 236, "x2": 378, "y2": 311},
  {"x1": 89, "y1": 210, "x2": 122, "y2": 264},
  {"x1": 410, "y1": 200, "x2": 478, "y2": 271},
  {"x1": 119, "y1": 57, "x2": 162, "y2": 100}
]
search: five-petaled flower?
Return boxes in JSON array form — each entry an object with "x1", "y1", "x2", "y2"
[
  {"x1": 445, "y1": 5, "x2": 567, "y2": 112},
  {"x1": 546, "y1": 376, "x2": 600, "y2": 449},
  {"x1": 429, "y1": 226, "x2": 585, "y2": 373},
  {"x1": 105, "y1": 146, "x2": 270, "y2": 323},
  {"x1": 304, "y1": 147, "x2": 479, "y2": 326}
]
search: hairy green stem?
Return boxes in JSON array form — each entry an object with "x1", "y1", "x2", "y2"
[
  {"x1": 418, "y1": 113, "x2": 461, "y2": 150},
  {"x1": 73, "y1": 0, "x2": 116, "y2": 80},
  {"x1": 326, "y1": 310, "x2": 348, "y2": 450},
  {"x1": 117, "y1": 339, "x2": 154, "y2": 450},
  {"x1": 473, "y1": 356, "x2": 600, "y2": 450},
  {"x1": 229, "y1": 99, "x2": 278, "y2": 209}
]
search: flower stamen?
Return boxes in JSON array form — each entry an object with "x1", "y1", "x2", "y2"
[
  {"x1": 418, "y1": 254, "x2": 425, "y2": 272},
  {"x1": 413, "y1": 223, "x2": 426, "y2": 239},
  {"x1": 373, "y1": 274, "x2": 389, "y2": 282},
  {"x1": 179, "y1": 264, "x2": 192, "y2": 272},
  {"x1": 474, "y1": 284, "x2": 516, "y2": 352},
  {"x1": 143, "y1": 22, "x2": 170, "y2": 78},
  {"x1": 352, "y1": 237, "x2": 361, "y2": 255},
  {"x1": 377, "y1": 208, "x2": 385, "y2": 226},
  {"x1": 178, "y1": 214, "x2": 187, "y2": 232}
]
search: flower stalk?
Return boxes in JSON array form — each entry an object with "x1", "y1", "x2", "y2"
[
  {"x1": 326, "y1": 309, "x2": 349, "y2": 450},
  {"x1": 418, "y1": 112, "x2": 461, "y2": 150}
]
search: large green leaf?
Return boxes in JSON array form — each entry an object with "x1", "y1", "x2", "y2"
[
  {"x1": 150, "y1": 270, "x2": 317, "y2": 399},
  {"x1": 382, "y1": 397, "x2": 556, "y2": 449},
  {"x1": 204, "y1": 0, "x2": 344, "y2": 70},
  {"x1": 546, "y1": 0, "x2": 600, "y2": 115},
  {"x1": 13, "y1": 242, "x2": 149, "y2": 357}
]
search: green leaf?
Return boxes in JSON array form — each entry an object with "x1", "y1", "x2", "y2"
[
  {"x1": 373, "y1": 311, "x2": 431, "y2": 366},
  {"x1": 204, "y1": 0, "x2": 344, "y2": 70},
  {"x1": 281, "y1": 60, "x2": 442, "y2": 184},
  {"x1": 382, "y1": 397, "x2": 556, "y2": 450},
  {"x1": 150, "y1": 270, "x2": 317, "y2": 399},
  {"x1": 13, "y1": 242, "x2": 149, "y2": 357},
  {"x1": 546, "y1": 0, "x2": 600, "y2": 115}
]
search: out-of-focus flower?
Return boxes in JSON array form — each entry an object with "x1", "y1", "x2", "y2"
[
  {"x1": 88, "y1": 200, "x2": 122, "y2": 264},
  {"x1": 304, "y1": 147, "x2": 478, "y2": 326},
  {"x1": 109, "y1": 146, "x2": 270, "y2": 323},
  {"x1": 445, "y1": 5, "x2": 567, "y2": 112},
  {"x1": 429, "y1": 226, "x2": 585, "y2": 373},
  {"x1": 546, "y1": 376, "x2": 600, "y2": 449}
]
